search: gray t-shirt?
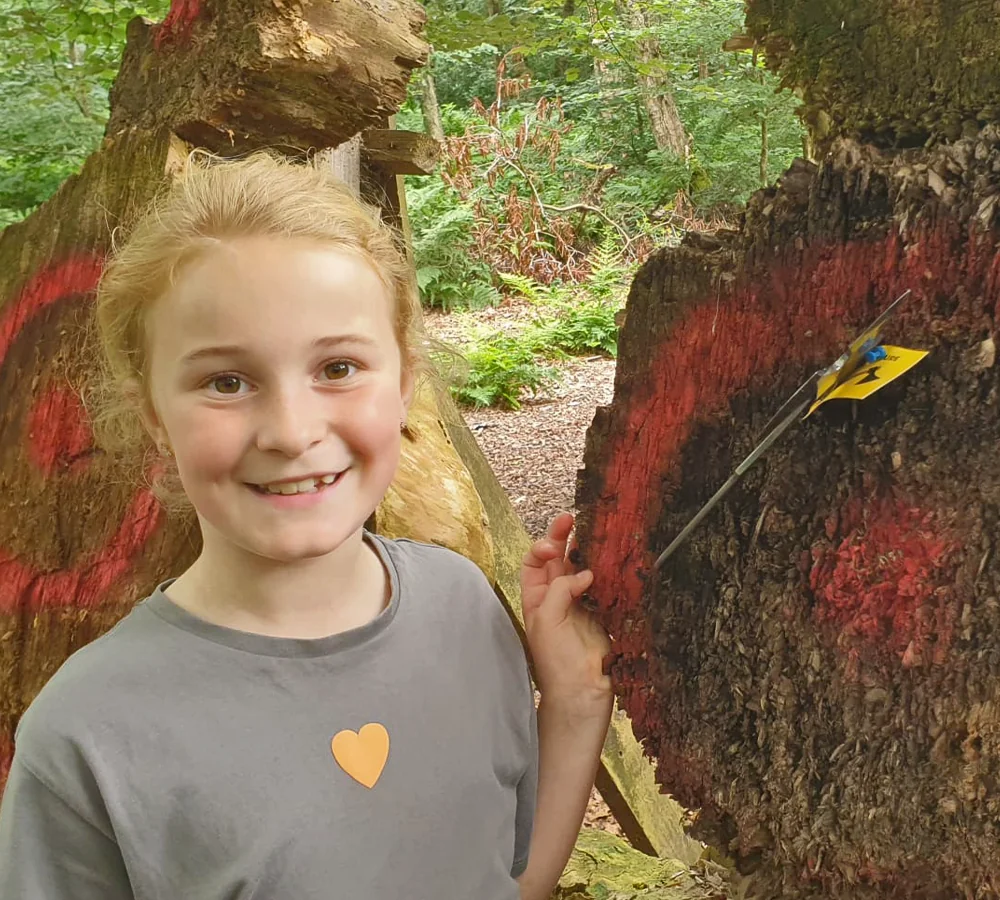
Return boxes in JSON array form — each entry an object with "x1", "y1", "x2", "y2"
[{"x1": 0, "y1": 534, "x2": 537, "y2": 899}]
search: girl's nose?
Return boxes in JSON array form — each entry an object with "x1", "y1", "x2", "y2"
[{"x1": 255, "y1": 387, "x2": 328, "y2": 457}]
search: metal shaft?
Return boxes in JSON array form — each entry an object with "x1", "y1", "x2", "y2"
[{"x1": 653, "y1": 393, "x2": 811, "y2": 569}]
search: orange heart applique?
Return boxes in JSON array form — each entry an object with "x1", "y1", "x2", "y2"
[{"x1": 331, "y1": 723, "x2": 389, "y2": 788}]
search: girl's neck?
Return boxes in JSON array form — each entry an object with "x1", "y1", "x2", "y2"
[{"x1": 164, "y1": 527, "x2": 390, "y2": 639}]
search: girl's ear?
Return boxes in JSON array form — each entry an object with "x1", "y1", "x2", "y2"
[
  {"x1": 400, "y1": 365, "x2": 416, "y2": 414},
  {"x1": 125, "y1": 377, "x2": 168, "y2": 447}
]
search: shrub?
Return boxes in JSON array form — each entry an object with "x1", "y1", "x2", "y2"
[{"x1": 450, "y1": 333, "x2": 559, "y2": 410}]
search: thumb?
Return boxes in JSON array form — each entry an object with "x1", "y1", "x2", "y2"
[{"x1": 539, "y1": 569, "x2": 594, "y2": 622}]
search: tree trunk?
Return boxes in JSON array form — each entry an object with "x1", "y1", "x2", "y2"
[
  {"x1": 575, "y1": 2, "x2": 1000, "y2": 896},
  {"x1": 745, "y1": 0, "x2": 1000, "y2": 152},
  {"x1": 419, "y1": 62, "x2": 446, "y2": 143},
  {"x1": 759, "y1": 115, "x2": 768, "y2": 186},
  {"x1": 617, "y1": 0, "x2": 688, "y2": 158}
]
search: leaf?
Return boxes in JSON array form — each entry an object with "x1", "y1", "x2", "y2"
[{"x1": 416, "y1": 266, "x2": 442, "y2": 290}]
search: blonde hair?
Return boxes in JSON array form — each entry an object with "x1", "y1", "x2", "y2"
[{"x1": 92, "y1": 149, "x2": 431, "y2": 507}]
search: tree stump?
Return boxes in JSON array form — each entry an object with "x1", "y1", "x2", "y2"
[{"x1": 576, "y1": 2, "x2": 1000, "y2": 896}]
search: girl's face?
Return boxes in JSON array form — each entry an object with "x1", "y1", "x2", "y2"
[{"x1": 143, "y1": 236, "x2": 412, "y2": 564}]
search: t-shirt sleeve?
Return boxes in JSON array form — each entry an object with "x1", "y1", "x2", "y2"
[
  {"x1": 511, "y1": 679, "x2": 539, "y2": 878},
  {"x1": 0, "y1": 757, "x2": 134, "y2": 899}
]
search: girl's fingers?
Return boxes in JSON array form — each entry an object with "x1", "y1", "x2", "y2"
[
  {"x1": 543, "y1": 512, "x2": 575, "y2": 580},
  {"x1": 537, "y1": 569, "x2": 593, "y2": 621}
]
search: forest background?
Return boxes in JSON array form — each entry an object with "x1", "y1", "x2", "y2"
[{"x1": 0, "y1": 0, "x2": 806, "y2": 408}]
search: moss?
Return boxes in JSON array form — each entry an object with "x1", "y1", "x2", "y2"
[{"x1": 554, "y1": 830, "x2": 735, "y2": 900}]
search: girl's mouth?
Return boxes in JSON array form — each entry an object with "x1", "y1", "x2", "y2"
[{"x1": 248, "y1": 471, "x2": 344, "y2": 496}]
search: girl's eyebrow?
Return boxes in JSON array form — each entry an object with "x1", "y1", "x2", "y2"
[{"x1": 180, "y1": 334, "x2": 377, "y2": 365}]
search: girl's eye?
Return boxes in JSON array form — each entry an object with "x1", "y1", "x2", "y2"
[
  {"x1": 209, "y1": 375, "x2": 247, "y2": 395},
  {"x1": 322, "y1": 361, "x2": 356, "y2": 381}
]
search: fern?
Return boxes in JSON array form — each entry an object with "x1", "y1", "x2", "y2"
[
  {"x1": 497, "y1": 272, "x2": 547, "y2": 305},
  {"x1": 587, "y1": 234, "x2": 631, "y2": 302},
  {"x1": 529, "y1": 296, "x2": 620, "y2": 358},
  {"x1": 451, "y1": 332, "x2": 559, "y2": 410}
]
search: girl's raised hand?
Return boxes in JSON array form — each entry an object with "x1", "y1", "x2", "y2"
[{"x1": 520, "y1": 512, "x2": 612, "y2": 719}]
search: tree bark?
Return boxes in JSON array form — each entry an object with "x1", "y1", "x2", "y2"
[
  {"x1": 745, "y1": 0, "x2": 1000, "y2": 151},
  {"x1": 419, "y1": 63, "x2": 446, "y2": 144},
  {"x1": 575, "y1": 4, "x2": 1000, "y2": 894},
  {"x1": 759, "y1": 115, "x2": 768, "y2": 186},
  {"x1": 617, "y1": 0, "x2": 688, "y2": 158}
]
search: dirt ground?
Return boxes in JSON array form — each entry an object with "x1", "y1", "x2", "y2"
[{"x1": 424, "y1": 305, "x2": 623, "y2": 836}]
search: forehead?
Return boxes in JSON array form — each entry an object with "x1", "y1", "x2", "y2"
[{"x1": 147, "y1": 236, "x2": 396, "y2": 355}]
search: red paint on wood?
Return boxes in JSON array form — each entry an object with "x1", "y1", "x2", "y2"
[
  {"x1": 810, "y1": 496, "x2": 958, "y2": 666},
  {"x1": 27, "y1": 384, "x2": 95, "y2": 476},
  {"x1": 0, "y1": 257, "x2": 104, "y2": 360},
  {"x1": 0, "y1": 489, "x2": 162, "y2": 615},
  {"x1": 583, "y1": 218, "x2": 999, "y2": 741},
  {"x1": 154, "y1": 0, "x2": 204, "y2": 49},
  {"x1": 1, "y1": 256, "x2": 163, "y2": 615}
]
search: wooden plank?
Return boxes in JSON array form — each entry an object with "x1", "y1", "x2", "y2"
[{"x1": 362, "y1": 128, "x2": 441, "y2": 175}]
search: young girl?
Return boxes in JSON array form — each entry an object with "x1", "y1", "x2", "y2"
[{"x1": 0, "y1": 152, "x2": 613, "y2": 899}]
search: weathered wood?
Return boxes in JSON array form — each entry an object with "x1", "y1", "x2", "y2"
[
  {"x1": 107, "y1": 0, "x2": 428, "y2": 154},
  {"x1": 0, "y1": 128, "x2": 197, "y2": 780},
  {"x1": 362, "y1": 128, "x2": 441, "y2": 176},
  {"x1": 553, "y1": 829, "x2": 735, "y2": 900},
  {"x1": 576, "y1": 117, "x2": 1000, "y2": 900},
  {"x1": 316, "y1": 135, "x2": 362, "y2": 198},
  {"x1": 745, "y1": 0, "x2": 1000, "y2": 150}
]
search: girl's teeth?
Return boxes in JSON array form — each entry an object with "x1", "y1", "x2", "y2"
[{"x1": 261, "y1": 474, "x2": 338, "y2": 495}]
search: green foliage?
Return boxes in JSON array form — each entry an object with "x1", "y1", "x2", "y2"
[
  {"x1": 585, "y1": 235, "x2": 635, "y2": 302},
  {"x1": 499, "y1": 260, "x2": 625, "y2": 358},
  {"x1": 0, "y1": 0, "x2": 808, "y2": 324},
  {"x1": 451, "y1": 332, "x2": 559, "y2": 410},
  {"x1": 428, "y1": 44, "x2": 501, "y2": 108},
  {"x1": 450, "y1": 262, "x2": 624, "y2": 410},
  {"x1": 531, "y1": 296, "x2": 619, "y2": 357},
  {"x1": 0, "y1": 0, "x2": 169, "y2": 223},
  {"x1": 408, "y1": 176, "x2": 501, "y2": 310},
  {"x1": 496, "y1": 272, "x2": 549, "y2": 305}
]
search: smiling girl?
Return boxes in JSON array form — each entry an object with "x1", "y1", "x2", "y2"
[{"x1": 0, "y1": 152, "x2": 613, "y2": 899}]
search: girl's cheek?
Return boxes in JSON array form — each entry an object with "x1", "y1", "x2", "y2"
[
  {"x1": 172, "y1": 407, "x2": 247, "y2": 470},
  {"x1": 360, "y1": 394, "x2": 407, "y2": 441}
]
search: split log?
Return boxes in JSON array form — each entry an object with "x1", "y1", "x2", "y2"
[
  {"x1": 107, "y1": 0, "x2": 427, "y2": 154},
  {"x1": 361, "y1": 128, "x2": 441, "y2": 176},
  {"x1": 576, "y1": 3, "x2": 1000, "y2": 897}
]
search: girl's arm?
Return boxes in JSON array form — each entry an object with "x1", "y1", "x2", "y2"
[
  {"x1": 517, "y1": 696, "x2": 612, "y2": 900},
  {"x1": 516, "y1": 513, "x2": 615, "y2": 900}
]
